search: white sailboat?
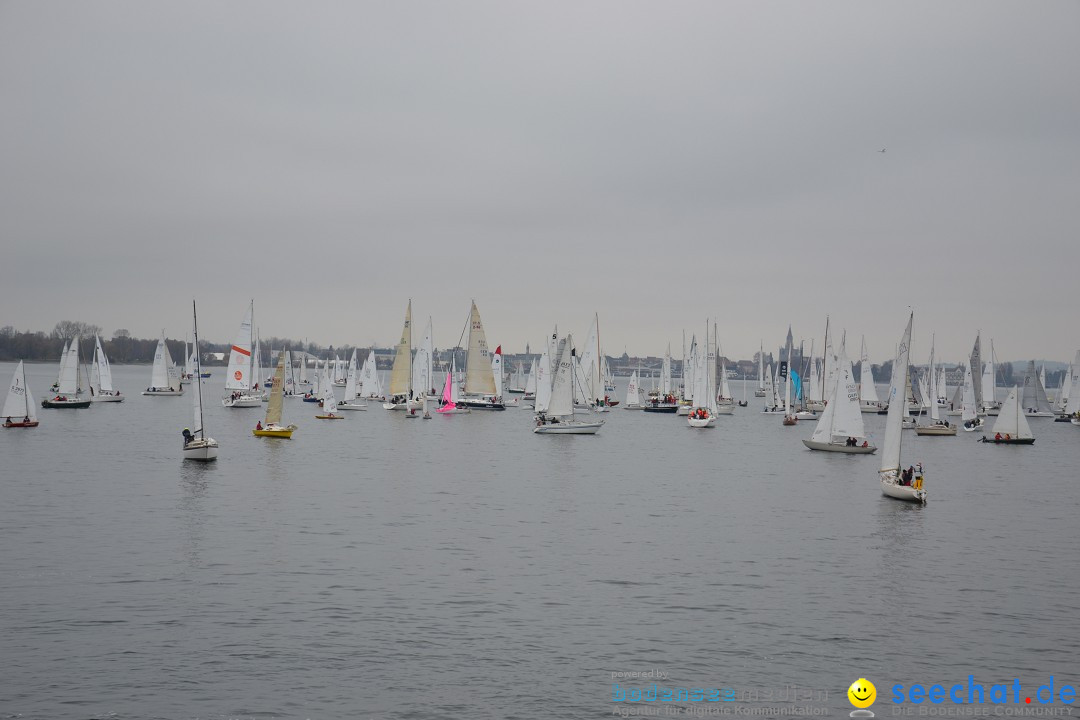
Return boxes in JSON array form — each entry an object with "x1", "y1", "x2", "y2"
[
  {"x1": 859, "y1": 336, "x2": 882, "y2": 413},
  {"x1": 384, "y1": 300, "x2": 414, "y2": 410},
  {"x1": 89, "y1": 334, "x2": 124, "y2": 402},
  {"x1": 183, "y1": 301, "x2": 218, "y2": 460},
  {"x1": 316, "y1": 367, "x2": 344, "y2": 419},
  {"x1": 338, "y1": 349, "x2": 367, "y2": 410},
  {"x1": 43, "y1": 337, "x2": 93, "y2": 408},
  {"x1": 803, "y1": 344, "x2": 876, "y2": 453},
  {"x1": 222, "y1": 302, "x2": 260, "y2": 407},
  {"x1": 1063, "y1": 351, "x2": 1080, "y2": 424},
  {"x1": 754, "y1": 341, "x2": 767, "y2": 396},
  {"x1": 914, "y1": 337, "x2": 957, "y2": 435},
  {"x1": 960, "y1": 364, "x2": 984, "y2": 431},
  {"x1": 1020, "y1": 360, "x2": 1054, "y2": 417},
  {"x1": 879, "y1": 313, "x2": 927, "y2": 503},
  {"x1": 688, "y1": 322, "x2": 718, "y2": 428},
  {"x1": 3, "y1": 361, "x2": 39, "y2": 427},
  {"x1": 142, "y1": 332, "x2": 183, "y2": 395},
  {"x1": 413, "y1": 317, "x2": 436, "y2": 400},
  {"x1": 980, "y1": 386, "x2": 1035, "y2": 444},
  {"x1": 760, "y1": 362, "x2": 783, "y2": 413},
  {"x1": 458, "y1": 300, "x2": 504, "y2": 410},
  {"x1": 523, "y1": 358, "x2": 537, "y2": 401},
  {"x1": 360, "y1": 350, "x2": 384, "y2": 400},
  {"x1": 623, "y1": 370, "x2": 643, "y2": 409},
  {"x1": 534, "y1": 334, "x2": 604, "y2": 434},
  {"x1": 49, "y1": 340, "x2": 69, "y2": 395}
]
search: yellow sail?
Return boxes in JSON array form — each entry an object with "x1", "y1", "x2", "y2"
[
  {"x1": 464, "y1": 301, "x2": 496, "y2": 395},
  {"x1": 265, "y1": 353, "x2": 285, "y2": 425},
  {"x1": 389, "y1": 300, "x2": 412, "y2": 396}
]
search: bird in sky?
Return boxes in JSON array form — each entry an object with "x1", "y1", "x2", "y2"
[{"x1": 878, "y1": 148, "x2": 886, "y2": 153}]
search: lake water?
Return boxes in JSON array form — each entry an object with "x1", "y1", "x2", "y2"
[{"x1": 2, "y1": 362, "x2": 1079, "y2": 719}]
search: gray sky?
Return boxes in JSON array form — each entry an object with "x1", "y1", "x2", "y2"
[{"x1": 2, "y1": 0, "x2": 1078, "y2": 363}]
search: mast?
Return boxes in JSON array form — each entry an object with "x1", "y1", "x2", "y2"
[{"x1": 193, "y1": 300, "x2": 206, "y2": 439}]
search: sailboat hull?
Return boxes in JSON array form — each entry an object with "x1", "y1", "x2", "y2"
[
  {"x1": 223, "y1": 395, "x2": 261, "y2": 407},
  {"x1": 643, "y1": 404, "x2": 678, "y2": 414},
  {"x1": 41, "y1": 398, "x2": 91, "y2": 408},
  {"x1": 143, "y1": 389, "x2": 183, "y2": 396},
  {"x1": 315, "y1": 414, "x2": 344, "y2": 420},
  {"x1": 687, "y1": 416, "x2": 716, "y2": 428},
  {"x1": 337, "y1": 403, "x2": 367, "y2": 411},
  {"x1": 913, "y1": 424, "x2": 958, "y2": 436},
  {"x1": 534, "y1": 420, "x2": 603, "y2": 434},
  {"x1": 881, "y1": 476, "x2": 927, "y2": 503},
  {"x1": 962, "y1": 421, "x2": 984, "y2": 432},
  {"x1": 253, "y1": 424, "x2": 297, "y2": 438},
  {"x1": 802, "y1": 440, "x2": 876, "y2": 454},
  {"x1": 979, "y1": 436, "x2": 1035, "y2": 445},
  {"x1": 183, "y1": 439, "x2": 219, "y2": 461},
  {"x1": 456, "y1": 398, "x2": 506, "y2": 410},
  {"x1": 436, "y1": 406, "x2": 471, "y2": 414},
  {"x1": 90, "y1": 394, "x2": 125, "y2": 403},
  {"x1": 3, "y1": 420, "x2": 39, "y2": 428}
]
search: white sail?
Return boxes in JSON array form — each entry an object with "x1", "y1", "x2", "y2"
[
  {"x1": 92, "y1": 335, "x2": 114, "y2": 393},
  {"x1": 684, "y1": 337, "x2": 696, "y2": 402},
  {"x1": 1065, "y1": 350, "x2": 1080, "y2": 415},
  {"x1": 936, "y1": 365, "x2": 948, "y2": 404},
  {"x1": 225, "y1": 302, "x2": 254, "y2": 391},
  {"x1": 343, "y1": 350, "x2": 358, "y2": 401},
  {"x1": 283, "y1": 350, "x2": 295, "y2": 395},
  {"x1": 859, "y1": 337, "x2": 879, "y2": 404},
  {"x1": 1021, "y1": 360, "x2": 1052, "y2": 413},
  {"x1": 1058, "y1": 361, "x2": 1073, "y2": 410},
  {"x1": 928, "y1": 343, "x2": 940, "y2": 422},
  {"x1": 464, "y1": 301, "x2": 496, "y2": 396},
  {"x1": 58, "y1": 336, "x2": 81, "y2": 395},
  {"x1": 1038, "y1": 365, "x2": 1047, "y2": 400},
  {"x1": 811, "y1": 346, "x2": 867, "y2": 443},
  {"x1": 412, "y1": 317, "x2": 434, "y2": 397},
  {"x1": 626, "y1": 370, "x2": 641, "y2": 406},
  {"x1": 534, "y1": 348, "x2": 552, "y2": 412},
  {"x1": 491, "y1": 346, "x2": 504, "y2": 399},
  {"x1": 880, "y1": 314, "x2": 914, "y2": 474},
  {"x1": 691, "y1": 344, "x2": 708, "y2": 408},
  {"x1": 758, "y1": 342, "x2": 765, "y2": 391},
  {"x1": 321, "y1": 369, "x2": 338, "y2": 413},
  {"x1": 150, "y1": 333, "x2": 174, "y2": 389},
  {"x1": 298, "y1": 351, "x2": 309, "y2": 385},
  {"x1": 360, "y1": 351, "x2": 381, "y2": 398},
  {"x1": 661, "y1": 349, "x2": 672, "y2": 396},
  {"x1": 961, "y1": 364, "x2": 979, "y2": 424},
  {"x1": 3, "y1": 361, "x2": 36, "y2": 421},
  {"x1": 719, "y1": 360, "x2": 732, "y2": 401},
  {"x1": 991, "y1": 387, "x2": 1033, "y2": 439},
  {"x1": 54, "y1": 340, "x2": 69, "y2": 389},
  {"x1": 578, "y1": 313, "x2": 601, "y2": 402},
  {"x1": 389, "y1": 301, "x2": 413, "y2": 397},
  {"x1": 763, "y1": 364, "x2": 775, "y2": 406},
  {"x1": 192, "y1": 358, "x2": 205, "y2": 434},
  {"x1": 547, "y1": 336, "x2": 575, "y2": 418},
  {"x1": 524, "y1": 358, "x2": 537, "y2": 395}
]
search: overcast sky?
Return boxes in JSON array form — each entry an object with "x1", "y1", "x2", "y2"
[{"x1": 2, "y1": 1, "x2": 1078, "y2": 363}]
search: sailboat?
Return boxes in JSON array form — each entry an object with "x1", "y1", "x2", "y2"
[
  {"x1": 879, "y1": 313, "x2": 927, "y2": 503},
  {"x1": 534, "y1": 334, "x2": 604, "y2": 434},
  {"x1": 1020, "y1": 360, "x2": 1054, "y2": 417},
  {"x1": 754, "y1": 341, "x2": 767, "y2": 397},
  {"x1": 457, "y1": 301, "x2": 504, "y2": 410},
  {"x1": 89, "y1": 334, "x2": 124, "y2": 402},
  {"x1": 859, "y1": 336, "x2": 882, "y2": 412},
  {"x1": 315, "y1": 367, "x2": 344, "y2": 419},
  {"x1": 436, "y1": 359, "x2": 471, "y2": 415},
  {"x1": 760, "y1": 362, "x2": 783, "y2": 413},
  {"x1": 142, "y1": 332, "x2": 183, "y2": 395},
  {"x1": 688, "y1": 322, "x2": 718, "y2": 428},
  {"x1": 49, "y1": 340, "x2": 69, "y2": 395},
  {"x1": 253, "y1": 354, "x2": 298, "y2": 438},
  {"x1": 623, "y1": 369, "x2": 644, "y2": 409},
  {"x1": 43, "y1": 337, "x2": 91, "y2": 408},
  {"x1": 716, "y1": 349, "x2": 736, "y2": 415},
  {"x1": 183, "y1": 301, "x2": 218, "y2": 460},
  {"x1": 1058, "y1": 350, "x2": 1080, "y2": 423},
  {"x1": 781, "y1": 327, "x2": 798, "y2": 426},
  {"x1": 360, "y1": 350, "x2": 384, "y2": 401},
  {"x1": 979, "y1": 387, "x2": 1035, "y2": 444},
  {"x1": 803, "y1": 344, "x2": 876, "y2": 453},
  {"x1": 384, "y1": 301, "x2": 414, "y2": 410},
  {"x1": 338, "y1": 350, "x2": 367, "y2": 410},
  {"x1": 960, "y1": 363, "x2": 984, "y2": 431},
  {"x1": 914, "y1": 336, "x2": 957, "y2": 436},
  {"x1": 523, "y1": 358, "x2": 537, "y2": 401},
  {"x1": 222, "y1": 302, "x2": 261, "y2": 407},
  {"x1": 3, "y1": 361, "x2": 39, "y2": 427}
]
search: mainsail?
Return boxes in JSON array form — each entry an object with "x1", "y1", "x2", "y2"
[
  {"x1": 389, "y1": 301, "x2": 413, "y2": 397},
  {"x1": 464, "y1": 301, "x2": 496, "y2": 396}
]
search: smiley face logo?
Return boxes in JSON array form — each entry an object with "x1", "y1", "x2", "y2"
[{"x1": 848, "y1": 678, "x2": 876, "y2": 709}]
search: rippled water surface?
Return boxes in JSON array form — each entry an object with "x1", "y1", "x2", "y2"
[{"x1": 2, "y1": 362, "x2": 1079, "y2": 719}]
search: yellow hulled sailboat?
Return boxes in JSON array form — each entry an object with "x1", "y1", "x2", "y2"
[{"x1": 253, "y1": 353, "x2": 298, "y2": 438}]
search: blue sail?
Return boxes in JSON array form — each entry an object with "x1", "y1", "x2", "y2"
[{"x1": 791, "y1": 369, "x2": 802, "y2": 401}]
